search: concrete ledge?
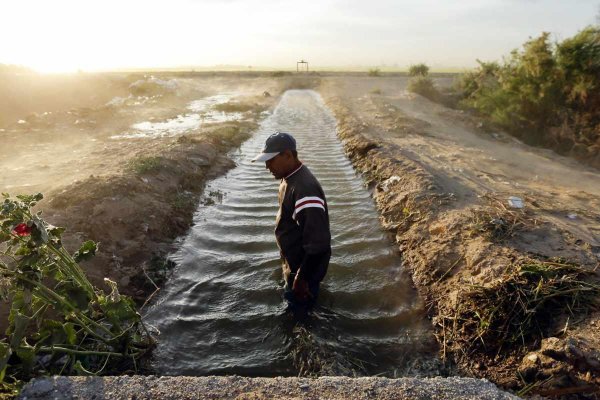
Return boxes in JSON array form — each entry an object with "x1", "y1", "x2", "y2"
[{"x1": 19, "y1": 375, "x2": 519, "y2": 400}]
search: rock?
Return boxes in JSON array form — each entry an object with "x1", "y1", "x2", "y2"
[
  {"x1": 518, "y1": 351, "x2": 541, "y2": 381},
  {"x1": 119, "y1": 276, "x2": 131, "y2": 287},
  {"x1": 566, "y1": 338, "x2": 584, "y2": 359},
  {"x1": 26, "y1": 378, "x2": 54, "y2": 396},
  {"x1": 540, "y1": 337, "x2": 565, "y2": 360}
]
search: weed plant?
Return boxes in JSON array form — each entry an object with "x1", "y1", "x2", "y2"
[
  {"x1": 0, "y1": 193, "x2": 153, "y2": 394},
  {"x1": 128, "y1": 156, "x2": 163, "y2": 175}
]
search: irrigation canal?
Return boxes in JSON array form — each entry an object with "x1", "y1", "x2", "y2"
[{"x1": 145, "y1": 90, "x2": 436, "y2": 376}]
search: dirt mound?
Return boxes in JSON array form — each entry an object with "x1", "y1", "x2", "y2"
[{"x1": 43, "y1": 122, "x2": 256, "y2": 300}]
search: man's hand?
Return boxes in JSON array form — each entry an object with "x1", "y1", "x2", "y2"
[{"x1": 292, "y1": 275, "x2": 311, "y2": 302}]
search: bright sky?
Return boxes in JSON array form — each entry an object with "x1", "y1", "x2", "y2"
[{"x1": 1, "y1": 0, "x2": 598, "y2": 72}]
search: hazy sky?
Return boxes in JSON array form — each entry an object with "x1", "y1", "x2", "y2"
[{"x1": 1, "y1": 0, "x2": 598, "y2": 72}]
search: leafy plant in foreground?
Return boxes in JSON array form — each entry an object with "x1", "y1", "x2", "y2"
[{"x1": 0, "y1": 193, "x2": 153, "y2": 390}]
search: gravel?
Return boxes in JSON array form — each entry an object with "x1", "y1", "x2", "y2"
[{"x1": 19, "y1": 375, "x2": 520, "y2": 399}]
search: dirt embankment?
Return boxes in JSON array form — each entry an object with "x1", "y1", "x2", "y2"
[
  {"x1": 319, "y1": 77, "x2": 600, "y2": 397},
  {"x1": 42, "y1": 123, "x2": 256, "y2": 303}
]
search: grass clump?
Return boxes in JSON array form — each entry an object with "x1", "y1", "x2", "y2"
[
  {"x1": 468, "y1": 194, "x2": 538, "y2": 241},
  {"x1": 291, "y1": 325, "x2": 368, "y2": 377},
  {"x1": 170, "y1": 191, "x2": 196, "y2": 211},
  {"x1": 127, "y1": 156, "x2": 163, "y2": 175},
  {"x1": 436, "y1": 260, "x2": 600, "y2": 361}
]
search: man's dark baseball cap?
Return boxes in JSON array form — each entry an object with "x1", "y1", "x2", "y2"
[{"x1": 251, "y1": 132, "x2": 296, "y2": 162}]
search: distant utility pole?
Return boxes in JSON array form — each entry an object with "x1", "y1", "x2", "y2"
[{"x1": 297, "y1": 60, "x2": 308, "y2": 72}]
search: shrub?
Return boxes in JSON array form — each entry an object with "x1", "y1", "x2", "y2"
[
  {"x1": 367, "y1": 68, "x2": 381, "y2": 77},
  {"x1": 407, "y1": 76, "x2": 439, "y2": 101},
  {"x1": 408, "y1": 63, "x2": 429, "y2": 77},
  {"x1": 457, "y1": 27, "x2": 600, "y2": 160},
  {"x1": 555, "y1": 27, "x2": 600, "y2": 146}
]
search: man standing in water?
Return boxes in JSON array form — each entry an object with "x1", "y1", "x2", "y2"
[{"x1": 252, "y1": 132, "x2": 331, "y2": 311}]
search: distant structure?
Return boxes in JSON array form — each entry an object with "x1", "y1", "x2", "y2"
[{"x1": 297, "y1": 60, "x2": 308, "y2": 72}]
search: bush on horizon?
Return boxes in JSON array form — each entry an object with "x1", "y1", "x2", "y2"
[
  {"x1": 368, "y1": 68, "x2": 381, "y2": 77},
  {"x1": 408, "y1": 63, "x2": 430, "y2": 77}
]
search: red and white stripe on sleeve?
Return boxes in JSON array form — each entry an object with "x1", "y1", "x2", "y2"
[{"x1": 293, "y1": 196, "x2": 325, "y2": 219}]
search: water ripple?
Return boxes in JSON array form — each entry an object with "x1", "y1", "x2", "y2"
[{"x1": 145, "y1": 90, "x2": 434, "y2": 376}]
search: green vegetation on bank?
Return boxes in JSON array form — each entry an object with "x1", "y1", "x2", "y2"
[
  {"x1": 405, "y1": 26, "x2": 600, "y2": 167},
  {"x1": 0, "y1": 193, "x2": 153, "y2": 396},
  {"x1": 457, "y1": 26, "x2": 600, "y2": 165}
]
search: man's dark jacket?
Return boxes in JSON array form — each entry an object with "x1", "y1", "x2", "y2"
[{"x1": 275, "y1": 164, "x2": 331, "y2": 283}]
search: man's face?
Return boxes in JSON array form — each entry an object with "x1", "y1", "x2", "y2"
[{"x1": 265, "y1": 151, "x2": 294, "y2": 179}]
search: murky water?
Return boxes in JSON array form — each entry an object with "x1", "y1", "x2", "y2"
[{"x1": 145, "y1": 90, "x2": 436, "y2": 376}]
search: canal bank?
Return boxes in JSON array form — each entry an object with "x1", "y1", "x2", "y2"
[{"x1": 319, "y1": 77, "x2": 600, "y2": 395}]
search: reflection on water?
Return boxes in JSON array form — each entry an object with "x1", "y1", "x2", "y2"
[
  {"x1": 144, "y1": 90, "x2": 437, "y2": 376},
  {"x1": 111, "y1": 93, "x2": 246, "y2": 139}
]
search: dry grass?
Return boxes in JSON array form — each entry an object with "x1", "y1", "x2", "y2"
[
  {"x1": 468, "y1": 193, "x2": 540, "y2": 241},
  {"x1": 435, "y1": 260, "x2": 600, "y2": 362},
  {"x1": 290, "y1": 326, "x2": 369, "y2": 377}
]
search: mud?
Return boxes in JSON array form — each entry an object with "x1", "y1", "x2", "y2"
[{"x1": 319, "y1": 76, "x2": 600, "y2": 396}]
